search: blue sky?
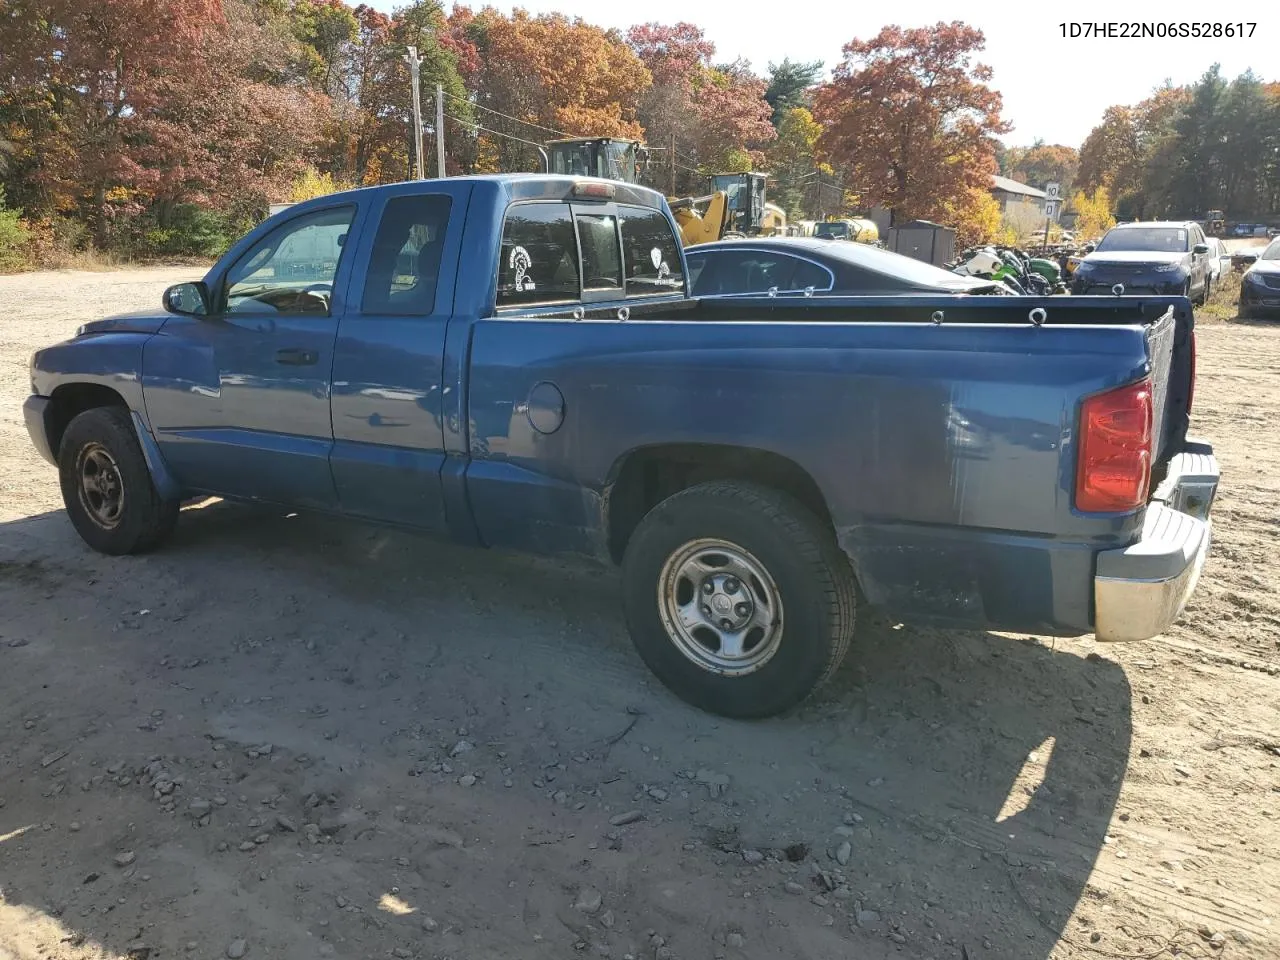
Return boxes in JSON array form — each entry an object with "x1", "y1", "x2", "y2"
[{"x1": 370, "y1": 1, "x2": 1278, "y2": 147}]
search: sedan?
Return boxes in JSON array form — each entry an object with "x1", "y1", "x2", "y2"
[
  {"x1": 685, "y1": 237, "x2": 1005, "y2": 297},
  {"x1": 1239, "y1": 238, "x2": 1280, "y2": 319}
]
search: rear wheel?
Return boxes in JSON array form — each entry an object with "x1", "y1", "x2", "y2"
[
  {"x1": 621, "y1": 481, "x2": 857, "y2": 719},
  {"x1": 58, "y1": 407, "x2": 179, "y2": 555}
]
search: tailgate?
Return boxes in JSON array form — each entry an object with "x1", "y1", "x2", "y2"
[{"x1": 1144, "y1": 302, "x2": 1195, "y2": 467}]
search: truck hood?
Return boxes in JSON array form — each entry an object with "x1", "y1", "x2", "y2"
[
  {"x1": 1082, "y1": 250, "x2": 1185, "y2": 267},
  {"x1": 1246, "y1": 259, "x2": 1280, "y2": 277},
  {"x1": 76, "y1": 311, "x2": 169, "y2": 337}
]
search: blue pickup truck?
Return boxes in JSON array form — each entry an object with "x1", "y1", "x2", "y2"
[{"x1": 24, "y1": 175, "x2": 1219, "y2": 718}]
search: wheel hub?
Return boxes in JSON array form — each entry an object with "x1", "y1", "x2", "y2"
[
  {"x1": 701, "y1": 575, "x2": 754, "y2": 633},
  {"x1": 657, "y1": 538, "x2": 784, "y2": 676},
  {"x1": 77, "y1": 443, "x2": 125, "y2": 530}
]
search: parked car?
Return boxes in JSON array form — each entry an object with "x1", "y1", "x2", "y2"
[
  {"x1": 1070, "y1": 220, "x2": 1213, "y2": 303},
  {"x1": 1239, "y1": 237, "x2": 1280, "y2": 319},
  {"x1": 685, "y1": 237, "x2": 1006, "y2": 296},
  {"x1": 1204, "y1": 236, "x2": 1229, "y2": 287},
  {"x1": 23, "y1": 174, "x2": 1217, "y2": 719},
  {"x1": 1232, "y1": 247, "x2": 1262, "y2": 271}
]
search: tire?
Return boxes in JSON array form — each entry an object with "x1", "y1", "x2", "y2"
[
  {"x1": 58, "y1": 406, "x2": 179, "y2": 555},
  {"x1": 621, "y1": 481, "x2": 857, "y2": 719}
]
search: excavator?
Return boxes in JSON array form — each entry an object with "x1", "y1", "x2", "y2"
[{"x1": 543, "y1": 138, "x2": 763, "y2": 246}]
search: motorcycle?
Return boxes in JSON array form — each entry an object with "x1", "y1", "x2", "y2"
[{"x1": 951, "y1": 246, "x2": 1066, "y2": 295}]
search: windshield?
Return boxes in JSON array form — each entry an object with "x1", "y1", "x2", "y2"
[
  {"x1": 814, "y1": 222, "x2": 850, "y2": 239},
  {"x1": 1096, "y1": 227, "x2": 1189, "y2": 253},
  {"x1": 1261, "y1": 239, "x2": 1280, "y2": 260},
  {"x1": 711, "y1": 175, "x2": 745, "y2": 210}
]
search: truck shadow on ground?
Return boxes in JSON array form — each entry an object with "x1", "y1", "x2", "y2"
[{"x1": 0, "y1": 501, "x2": 1131, "y2": 959}]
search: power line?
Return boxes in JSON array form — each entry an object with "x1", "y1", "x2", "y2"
[
  {"x1": 444, "y1": 112, "x2": 550, "y2": 152},
  {"x1": 442, "y1": 90, "x2": 573, "y2": 140}
]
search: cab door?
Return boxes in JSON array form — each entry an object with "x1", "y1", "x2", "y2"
[
  {"x1": 144, "y1": 203, "x2": 361, "y2": 509},
  {"x1": 327, "y1": 183, "x2": 472, "y2": 532}
]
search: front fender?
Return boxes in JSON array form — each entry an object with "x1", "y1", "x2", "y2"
[
  {"x1": 31, "y1": 333, "x2": 151, "y2": 425},
  {"x1": 28, "y1": 332, "x2": 182, "y2": 499}
]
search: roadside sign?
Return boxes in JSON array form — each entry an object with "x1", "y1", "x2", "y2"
[
  {"x1": 1045, "y1": 182, "x2": 1061, "y2": 200},
  {"x1": 1043, "y1": 200, "x2": 1059, "y2": 219}
]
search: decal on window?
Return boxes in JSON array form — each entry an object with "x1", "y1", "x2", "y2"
[
  {"x1": 650, "y1": 246, "x2": 670, "y2": 279},
  {"x1": 510, "y1": 246, "x2": 535, "y2": 291}
]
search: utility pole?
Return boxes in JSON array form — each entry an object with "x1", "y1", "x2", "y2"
[
  {"x1": 669, "y1": 132, "x2": 676, "y2": 196},
  {"x1": 435, "y1": 83, "x2": 446, "y2": 178},
  {"x1": 404, "y1": 46, "x2": 425, "y2": 180}
]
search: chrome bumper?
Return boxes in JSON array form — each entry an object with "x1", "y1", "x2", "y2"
[{"x1": 1094, "y1": 439, "x2": 1218, "y2": 642}]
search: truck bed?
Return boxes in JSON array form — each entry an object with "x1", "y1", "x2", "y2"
[{"x1": 466, "y1": 293, "x2": 1195, "y2": 633}]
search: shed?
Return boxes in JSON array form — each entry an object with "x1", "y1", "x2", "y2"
[{"x1": 886, "y1": 220, "x2": 956, "y2": 266}]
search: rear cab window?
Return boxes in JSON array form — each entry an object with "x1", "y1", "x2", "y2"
[{"x1": 496, "y1": 199, "x2": 684, "y2": 309}]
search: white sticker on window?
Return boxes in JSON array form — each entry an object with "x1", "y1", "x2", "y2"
[
  {"x1": 510, "y1": 246, "x2": 535, "y2": 291},
  {"x1": 650, "y1": 246, "x2": 662, "y2": 269}
]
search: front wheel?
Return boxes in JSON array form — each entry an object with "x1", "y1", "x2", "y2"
[
  {"x1": 58, "y1": 407, "x2": 179, "y2": 555},
  {"x1": 621, "y1": 481, "x2": 857, "y2": 719}
]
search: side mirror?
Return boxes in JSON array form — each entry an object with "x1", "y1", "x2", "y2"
[
  {"x1": 1193, "y1": 243, "x2": 1209, "y2": 255},
  {"x1": 163, "y1": 281, "x2": 209, "y2": 316}
]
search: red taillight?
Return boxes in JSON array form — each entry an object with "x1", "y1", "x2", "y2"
[
  {"x1": 1186, "y1": 330, "x2": 1196, "y2": 414},
  {"x1": 1075, "y1": 377, "x2": 1154, "y2": 513}
]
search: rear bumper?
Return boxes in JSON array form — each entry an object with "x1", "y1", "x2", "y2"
[
  {"x1": 23, "y1": 394, "x2": 56, "y2": 465},
  {"x1": 1093, "y1": 439, "x2": 1218, "y2": 642}
]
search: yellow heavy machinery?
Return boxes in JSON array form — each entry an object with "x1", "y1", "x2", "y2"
[
  {"x1": 813, "y1": 217, "x2": 880, "y2": 245},
  {"x1": 543, "y1": 139, "x2": 763, "y2": 246},
  {"x1": 762, "y1": 203, "x2": 787, "y2": 236}
]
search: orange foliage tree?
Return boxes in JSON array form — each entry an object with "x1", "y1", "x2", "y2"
[
  {"x1": 626, "y1": 23, "x2": 774, "y2": 194},
  {"x1": 812, "y1": 22, "x2": 1009, "y2": 226}
]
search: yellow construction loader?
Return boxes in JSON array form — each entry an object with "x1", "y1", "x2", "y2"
[{"x1": 543, "y1": 139, "x2": 760, "y2": 246}]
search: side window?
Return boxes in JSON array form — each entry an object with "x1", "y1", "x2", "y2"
[
  {"x1": 362, "y1": 194, "x2": 453, "y2": 315},
  {"x1": 619, "y1": 206, "x2": 684, "y2": 296},
  {"x1": 686, "y1": 252, "x2": 750, "y2": 295},
  {"x1": 225, "y1": 206, "x2": 355, "y2": 315},
  {"x1": 685, "y1": 253, "x2": 708, "y2": 292},
  {"x1": 787, "y1": 257, "x2": 832, "y2": 291},
  {"x1": 577, "y1": 213, "x2": 622, "y2": 291},
  {"x1": 497, "y1": 202, "x2": 579, "y2": 307}
]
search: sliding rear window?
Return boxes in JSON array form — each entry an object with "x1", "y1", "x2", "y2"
[{"x1": 497, "y1": 200, "x2": 684, "y2": 308}]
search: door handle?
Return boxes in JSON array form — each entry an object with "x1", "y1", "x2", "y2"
[{"x1": 276, "y1": 348, "x2": 318, "y2": 366}]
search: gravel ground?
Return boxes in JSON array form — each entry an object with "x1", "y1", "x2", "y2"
[{"x1": 0, "y1": 265, "x2": 1277, "y2": 960}]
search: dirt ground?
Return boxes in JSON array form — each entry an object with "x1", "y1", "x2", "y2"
[{"x1": 0, "y1": 264, "x2": 1277, "y2": 960}]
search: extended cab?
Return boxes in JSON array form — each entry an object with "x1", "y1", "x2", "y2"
[{"x1": 25, "y1": 175, "x2": 1219, "y2": 718}]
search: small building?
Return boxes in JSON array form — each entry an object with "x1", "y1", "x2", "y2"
[
  {"x1": 991, "y1": 175, "x2": 1048, "y2": 214},
  {"x1": 886, "y1": 220, "x2": 955, "y2": 266}
]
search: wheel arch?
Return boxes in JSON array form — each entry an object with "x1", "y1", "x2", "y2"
[
  {"x1": 605, "y1": 442, "x2": 834, "y2": 565},
  {"x1": 46, "y1": 383, "x2": 181, "y2": 501},
  {"x1": 45, "y1": 382, "x2": 131, "y2": 458}
]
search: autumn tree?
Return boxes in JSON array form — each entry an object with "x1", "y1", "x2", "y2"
[
  {"x1": 627, "y1": 23, "x2": 773, "y2": 194},
  {"x1": 1077, "y1": 106, "x2": 1141, "y2": 200},
  {"x1": 349, "y1": 0, "x2": 471, "y2": 183},
  {"x1": 1070, "y1": 186, "x2": 1115, "y2": 240},
  {"x1": 1005, "y1": 141, "x2": 1078, "y2": 194},
  {"x1": 942, "y1": 186, "x2": 1003, "y2": 247},
  {"x1": 765, "y1": 107, "x2": 830, "y2": 219},
  {"x1": 813, "y1": 22, "x2": 1009, "y2": 226}
]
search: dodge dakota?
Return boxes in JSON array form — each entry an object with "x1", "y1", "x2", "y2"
[{"x1": 24, "y1": 175, "x2": 1219, "y2": 718}]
